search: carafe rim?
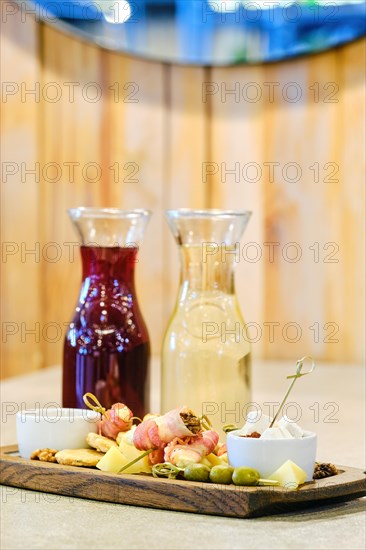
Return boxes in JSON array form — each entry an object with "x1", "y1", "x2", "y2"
[
  {"x1": 68, "y1": 207, "x2": 151, "y2": 220},
  {"x1": 165, "y1": 208, "x2": 252, "y2": 219}
]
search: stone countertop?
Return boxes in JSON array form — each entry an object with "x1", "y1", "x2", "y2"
[{"x1": 1, "y1": 360, "x2": 365, "y2": 550}]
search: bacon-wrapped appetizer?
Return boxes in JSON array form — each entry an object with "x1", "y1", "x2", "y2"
[
  {"x1": 100, "y1": 403, "x2": 133, "y2": 439},
  {"x1": 83, "y1": 393, "x2": 134, "y2": 440},
  {"x1": 164, "y1": 430, "x2": 219, "y2": 469},
  {"x1": 133, "y1": 406, "x2": 201, "y2": 451}
]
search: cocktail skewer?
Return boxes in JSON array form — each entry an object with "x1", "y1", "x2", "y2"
[{"x1": 269, "y1": 356, "x2": 315, "y2": 428}]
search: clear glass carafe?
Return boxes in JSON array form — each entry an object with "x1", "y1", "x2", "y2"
[
  {"x1": 63, "y1": 207, "x2": 150, "y2": 417},
  {"x1": 161, "y1": 209, "x2": 252, "y2": 430}
]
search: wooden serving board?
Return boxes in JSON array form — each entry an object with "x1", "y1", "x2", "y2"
[{"x1": 0, "y1": 446, "x2": 365, "y2": 519}]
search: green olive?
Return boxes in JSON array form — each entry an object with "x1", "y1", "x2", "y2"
[
  {"x1": 209, "y1": 465, "x2": 234, "y2": 485},
  {"x1": 184, "y1": 463, "x2": 211, "y2": 482},
  {"x1": 232, "y1": 467, "x2": 260, "y2": 486}
]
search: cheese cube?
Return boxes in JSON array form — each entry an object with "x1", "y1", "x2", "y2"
[{"x1": 268, "y1": 459, "x2": 307, "y2": 490}]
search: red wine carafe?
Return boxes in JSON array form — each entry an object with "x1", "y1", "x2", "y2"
[{"x1": 63, "y1": 207, "x2": 151, "y2": 418}]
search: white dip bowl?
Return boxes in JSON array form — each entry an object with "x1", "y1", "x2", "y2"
[
  {"x1": 16, "y1": 408, "x2": 100, "y2": 459},
  {"x1": 227, "y1": 430, "x2": 317, "y2": 481}
]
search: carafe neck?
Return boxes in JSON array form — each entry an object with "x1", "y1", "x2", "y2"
[
  {"x1": 80, "y1": 245, "x2": 137, "y2": 285},
  {"x1": 179, "y1": 244, "x2": 235, "y2": 294}
]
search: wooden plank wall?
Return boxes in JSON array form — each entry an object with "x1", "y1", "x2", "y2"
[
  {"x1": 1, "y1": 11, "x2": 365, "y2": 377},
  {"x1": 1, "y1": 8, "x2": 42, "y2": 376}
]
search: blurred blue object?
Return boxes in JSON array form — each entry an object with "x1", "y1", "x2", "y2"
[
  {"x1": 259, "y1": 2, "x2": 366, "y2": 61},
  {"x1": 175, "y1": 1, "x2": 366, "y2": 63},
  {"x1": 30, "y1": 0, "x2": 102, "y2": 19},
  {"x1": 30, "y1": 0, "x2": 148, "y2": 21},
  {"x1": 25, "y1": 0, "x2": 366, "y2": 64}
]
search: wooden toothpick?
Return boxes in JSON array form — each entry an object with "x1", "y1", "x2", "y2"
[{"x1": 269, "y1": 356, "x2": 316, "y2": 428}]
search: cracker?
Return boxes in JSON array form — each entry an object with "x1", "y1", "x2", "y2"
[
  {"x1": 55, "y1": 449, "x2": 104, "y2": 467},
  {"x1": 86, "y1": 432, "x2": 118, "y2": 453}
]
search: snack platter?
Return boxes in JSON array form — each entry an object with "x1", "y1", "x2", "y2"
[{"x1": 1, "y1": 446, "x2": 365, "y2": 519}]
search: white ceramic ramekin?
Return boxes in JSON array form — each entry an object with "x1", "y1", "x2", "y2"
[
  {"x1": 227, "y1": 430, "x2": 317, "y2": 481},
  {"x1": 16, "y1": 408, "x2": 100, "y2": 459}
]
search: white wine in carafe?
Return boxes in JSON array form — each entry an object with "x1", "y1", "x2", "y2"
[{"x1": 161, "y1": 213, "x2": 252, "y2": 432}]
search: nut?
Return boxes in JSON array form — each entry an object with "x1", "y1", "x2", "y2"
[{"x1": 30, "y1": 448, "x2": 58, "y2": 463}]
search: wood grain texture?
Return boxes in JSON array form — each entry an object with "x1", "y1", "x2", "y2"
[
  {"x1": 209, "y1": 63, "x2": 266, "y2": 358},
  {"x1": 1, "y1": 15, "x2": 365, "y2": 378},
  {"x1": 98, "y1": 48, "x2": 166, "y2": 361},
  {"x1": 262, "y1": 42, "x2": 365, "y2": 362},
  {"x1": 39, "y1": 25, "x2": 105, "y2": 368},
  {"x1": 335, "y1": 40, "x2": 366, "y2": 363},
  {"x1": 0, "y1": 6, "x2": 41, "y2": 377},
  {"x1": 262, "y1": 51, "x2": 338, "y2": 361},
  {"x1": 165, "y1": 64, "x2": 209, "y2": 322},
  {"x1": 0, "y1": 446, "x2": 365, "y2": 518}
]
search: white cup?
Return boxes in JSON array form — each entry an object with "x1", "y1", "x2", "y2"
[
  {"x1": 227, "y1": 430, "x2": 317, "y2": 481},
  {"x1": 16, "y1": 408, "x2": 101, "y2": 459}
]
